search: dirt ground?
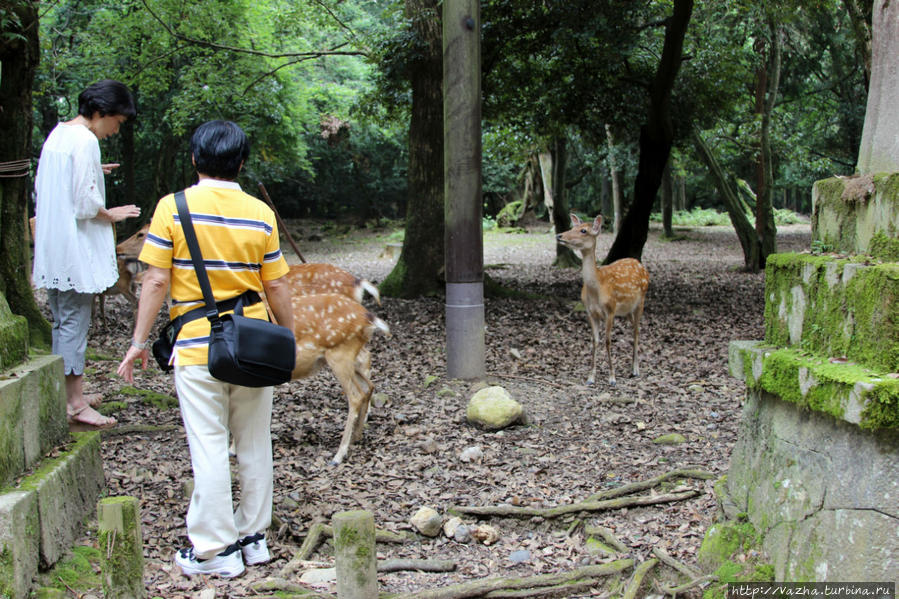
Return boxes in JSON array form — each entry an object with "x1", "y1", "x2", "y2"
[{"x1": 65, "y1": 220, "x2": 811, "y2": 598}]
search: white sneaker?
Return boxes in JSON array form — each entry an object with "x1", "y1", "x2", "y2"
[
  {"x1": 239, "y1": 533, "x2": 270, "y2": 565},
  {"x1": 174, "y1": 543, "x2": 245, "y2": 578}
]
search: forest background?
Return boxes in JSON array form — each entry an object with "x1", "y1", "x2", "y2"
[{"x1": 0, "y1": 0, "x2": 871, "y2": 336}]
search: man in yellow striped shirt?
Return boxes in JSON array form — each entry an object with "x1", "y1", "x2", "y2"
[{"x1": 118, "y1": 121, "x2": 294, "y2": 578}]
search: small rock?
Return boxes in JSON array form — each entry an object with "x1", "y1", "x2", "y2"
[
  {"x1": 443, "y1": 516, "x2": 463, "y2": 538},
  {"x1": 300, "y1": 567, "x2": 337, "y2": 584},
  {"x1": 371, "y1": 392, "x2": 389, "y2": 408},
  {"x1": 472, "y1": 524, "x2": 500, "y2": 545},
  {"x1": 509, "y1": 549, "x2": 531, "y2": 563},
  {"x1": 453, "y1": 525, "x2": 471, "y2": 543},
  {"x1": 466, "y1": 386, "x2": 523, "y2": 429},
  {"x1": 410, "y1": 506, "x2": 443, "y2": 537},
  {"x1": 510, "y1": 347, "x2": 522, "y2": 360},
  {"x1": 459, "y1": 446, "x2": 483, "y2": 463},
  {"x1": 653, "y1": 433, "x2": 687, "y2": 445}
]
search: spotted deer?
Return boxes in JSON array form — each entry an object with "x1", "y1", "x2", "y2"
[
  {"x1": 288, "y1": 293, "x2": 390, "y2": 464},
  {"x1": 96, "y1": 224, "x2": 150, "y2": 321},
  {"x1": 556, "y1": 214, "x2": 649, "y2": 386},
  {"x1": 285, "y1": 263, "x2": 380, "y2": 305}
]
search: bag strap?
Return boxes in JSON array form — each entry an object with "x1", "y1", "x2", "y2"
[
  {"x1": 174, "y1": 189, "x2": 224, "y2": 325},
  {"x1": 167, "y1": 289, "x2": 262, "y2": 335}
]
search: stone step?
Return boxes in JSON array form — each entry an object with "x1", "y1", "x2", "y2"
[
  {"x1": 0, "y1": 355, "x2": 69, "y2": 487},
  {"x1": 812, "y1": 173, "x2": 899, "y2": 261},
  {"x1": 0, "y1": 294, "x2": 28, "y2": 371},
  {"x1": 729, "y1": 340, "x2": 899, "y2": 431},
  {"x1": 0, "y1": 431, "x2": 104, "y2": 599},
  {"x1": 763, "y1": 252, "x2": 899, "y2": 373}
]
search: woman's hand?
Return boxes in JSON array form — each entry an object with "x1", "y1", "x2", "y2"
[
  {"x1": 105, "y1": 204, "x2": 141, "y2": 222},
  {"x1": 101, "y1": 163, "x2": 120, "y2": 174}
]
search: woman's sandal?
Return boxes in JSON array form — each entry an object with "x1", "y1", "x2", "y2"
[{"x1": 67, "y1": 405, "x2": 116, "y2": 430}]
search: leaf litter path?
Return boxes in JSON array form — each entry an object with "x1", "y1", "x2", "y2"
[{"x1": 75, "y1": 222, "x2": 811, "y2": 598}]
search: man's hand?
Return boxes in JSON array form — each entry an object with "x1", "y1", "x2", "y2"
[{"x1": 117, "y1": 345, "x2": 149, "y2": 383}]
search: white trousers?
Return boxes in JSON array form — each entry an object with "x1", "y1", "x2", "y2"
[{"x1": 174, "y1": 365, "x2": 273, "y2": 559}]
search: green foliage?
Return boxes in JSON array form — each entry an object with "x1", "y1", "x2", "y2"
[{"x1": 650, "y1": 207, "x2": 806, "y2": 227}]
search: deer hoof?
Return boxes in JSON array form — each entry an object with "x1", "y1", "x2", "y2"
[
  {"x1": 585, "y1": 378, "x2": 595, "y2": 386},
  {"x1": 608, "y1": 378, "x2": 617, "y2": 386}
]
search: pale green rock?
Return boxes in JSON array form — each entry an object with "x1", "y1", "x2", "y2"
[
  {"x1": 466, "y1": 386, "x2": 523, "y2": 429},
  {"x1": 652, "y1": 433, "x2": 686, "y2": 445}
]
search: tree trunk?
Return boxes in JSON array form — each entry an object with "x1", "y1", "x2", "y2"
[
  {"x1": 661, "y1": 161, "x2": 674, "y2": 238},
  {"x1": 754, "y1": 21, "x2": 781, "y2": 268},
  {"x1": 856, "y1": 0, "x2": 899, "y2": 174},
  {"x1": 676, "y1": 173, "x2": 687, "y2": 211},
  {"x1": 380, "y1": 0, "x2": 444, "y2": 298},
  {"x1": 605, "y1": 0, "x2": 693, "y2": 263},
  {"x1": 0, "y1": 0, "x2": 51, "y2": 345},
  {"x1": 842, "y1": 0, "x2": 872, "y2": 90},
  {"x1": 550, "y1": 137, "x2": 578, "y2": 267},
  {"x1": 604, "y1": 124, "x2": 622, "y2": 233},
  {"x1": 692, "y1": 127, "x2": 759, "y2": 270}
]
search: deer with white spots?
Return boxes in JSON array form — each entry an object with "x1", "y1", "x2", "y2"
[
  {"x1": 285, "y1": 263, "x2": 380, "y2": 305},
  {"x1": 556, "y1": 214, "x2": 649, "y2": 386},
  {"x1": 288, "y1": 293, "x2": 390, "y2": 464}
]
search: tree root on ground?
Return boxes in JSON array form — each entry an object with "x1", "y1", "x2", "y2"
[
  {"x1": 585, "y1": 468, "x2": 715, "y2": 502},
  {"x1": 379, "y1": 559, "x2": 456, "y2": 573},
  {"x1": 651, "y1": 547, "x2": 701, "y2": 580},
  {"x1": 385, "y1": 560, "x2": 633, "y2": 599},
  {"x1": 622, "y1": 558, "x2": 658, "y2": 599},
  {"x1": 659, "y1": 574, "x2": 718, "y2": 596},
  {"x1": 451, "y1": 489, "x2": 698, "y2": 519}
]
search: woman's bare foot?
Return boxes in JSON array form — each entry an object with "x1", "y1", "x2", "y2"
[
  {"x1": 67, "y1": 405, "x2": 116, "y2": 430},
  {"x1": 83, "y1": 393, "x2": 103, "y2": 408}
]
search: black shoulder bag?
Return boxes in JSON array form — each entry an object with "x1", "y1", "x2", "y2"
[{"x1": 156, "y1": 189, "x2": 295, "y2": 387}]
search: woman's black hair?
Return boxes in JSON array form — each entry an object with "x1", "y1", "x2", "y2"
[
  {"x1": 190, "y1": 120, "x2": 250, "y2": 180},
  {"x1": 77, "y1": 80, "x2": 136, "y2": 119}
]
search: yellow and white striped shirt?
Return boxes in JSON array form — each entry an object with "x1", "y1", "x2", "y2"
[{"x1": 139, "y1": 179, "x2": 289, "y2": 366}]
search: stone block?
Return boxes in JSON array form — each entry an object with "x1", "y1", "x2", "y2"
[
  {"x1": 730, "y1": 341, "x2": 899, "y2": 430},
  {"x1": 812, "y1": 174, "x2": 899, "y2": 259},
  {"x1": 0, "y1": 293, "x2": 28, "y2": 371},
  {"x1": 725, "y1": 389, "x2": 899, "y2": 582},
  {"x1": 0, "y1": 355, "x2": 68, "y2": 487},
  {"x1": 98, "y1": 496, "x2": 146, "y2": 599},
  {"x1": 763, "y1": 253, "x2": 899, "y2": 373},
  {"x1": 0, "y1": 490, "x2": 40, "y2": 599},
  {"x1": 18, "y1": 432, "x2": 105, "y2": 568}
]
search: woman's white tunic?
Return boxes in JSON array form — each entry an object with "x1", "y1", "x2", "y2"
[{"x1": 32, "y1": 122, "x2": 118, "y2": 293}]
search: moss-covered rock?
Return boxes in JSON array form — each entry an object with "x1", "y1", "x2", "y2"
[
  {"x1": 763, "y1": 253, "x2": 899, "y2": 373},
  {"x1": 0, "y1": 292, "x2": 28, "y2": 371},
  {"x1": 812, "y1": 173, "x2": 899, "y2": 256},
  {"x1": 730, "y1": 341, "x2": 899, "y2": 430}
]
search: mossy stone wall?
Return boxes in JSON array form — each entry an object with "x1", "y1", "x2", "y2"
[
  {"x1": 0, "y1": 292, "x2": 28, "y2": 371},
  {"x1": 763, "y1": 253, "x2": 899, "y2": 372},
  {"x1": 812, "y1": 173, "x2": 899, "y2": 259}
]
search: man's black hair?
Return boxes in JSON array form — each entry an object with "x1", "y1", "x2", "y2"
[
  {"x1": 77, "y1": 80, "x2": 136, "y2": 119},
  {"x1": 190, "y1": 120, "x2": 250, "y2": 180}
]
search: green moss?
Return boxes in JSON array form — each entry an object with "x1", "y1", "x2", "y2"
[
  {"x1": 34, "y1": 545, "x2": 101, "y2": 595},
  {"x1": 750, "y1": 347, "x2": 899, "y2": 429},
  {"x1": 118, "y1": 385, "x2": 178, "y2": 410},
  {"x1": 14, "y1": 432, "x2": 98, "y2": 493},
  {"x1": 0, "y1": 545, "x2": 14, "y2": 599},
  {"x1": 97, "y1": 401, "x2": 126, "y2": 416},
  {"x1": 869, "y1": 231, "x2": 899, "y2": 262}
]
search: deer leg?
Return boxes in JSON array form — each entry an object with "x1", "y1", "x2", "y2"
[
  {"x1": 630, "y1": 303, "x2": 644, "y2": 377},
  {"x1": 585, "y1": 311, "x2": 601, "y2": 385},
  {"x1": 326, "y1": 351, "x2": 364, "y2": 465},
  {"x1": 605, "y1": 314, "x2": 616, "y2": 386}
]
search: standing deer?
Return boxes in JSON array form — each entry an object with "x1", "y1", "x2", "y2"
[
  {"x1": 556, "y1": 214, "x2": 649, "y2": 386},
  {"x1": 285, "y1": 263, "x2": 380, "y2": 305},
  {"x1": 287, "y1": 293, "x2": 390, "y2": 464}
]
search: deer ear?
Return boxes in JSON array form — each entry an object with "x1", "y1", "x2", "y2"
[
  {"x1": 570, "y1": 213, "x2": 581, "y2": 227},
  {"x1": 592, "y1": 215, "x2": 603, "y2": 234}
]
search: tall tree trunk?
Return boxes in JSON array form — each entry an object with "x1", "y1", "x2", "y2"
[
  {"x1": 856, "y1": 0, "x2": 899, "y2": 175},
  {"x1": 605, "y1": 124, "x2": 622, "y2": 233},
  {"x1": 380, "y1": 0, "x2": 444, "y2": 298},
  {"x1": 605, "y1": 0, "x2": 693, "y2": 263},
  {"x1": 676, "y1": 173, "x2": 687, "y2": 211},
  {"x1": 692, "y1": 127, "x2": 760, "y2": 270},
  {"x1": 0, "y1": 0, "x2": 51, "y2": 345},
  {"x1": 661, "y1": 162, "x2": 674, "y2": 238},
  {"x1": 842, "y1": 0, "x2": 872, "y2": 90},
  {"x1": 754, "y1": 22, "x2": 781, "y2": 268},
  {"x1": 550, "y1": 136, "x2": 578, "y2": 267}
]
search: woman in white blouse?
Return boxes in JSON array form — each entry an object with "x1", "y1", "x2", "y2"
[{"x1": 32, "y1": 79, "x2": 141, "y2": 429}]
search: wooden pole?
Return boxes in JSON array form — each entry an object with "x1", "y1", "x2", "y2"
[
  {"x1": 443, "y1": 0, "x2": 485, "y2": 380},
  {"x1": 98, "y1": 496, "x2": 145, "y2": 599},
  {"x1": 333, "y1": 510, "x2": 378, "y2": 599},
  {"x1": 257, "y1": 182, "x2": 306, "y2": 263}
]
